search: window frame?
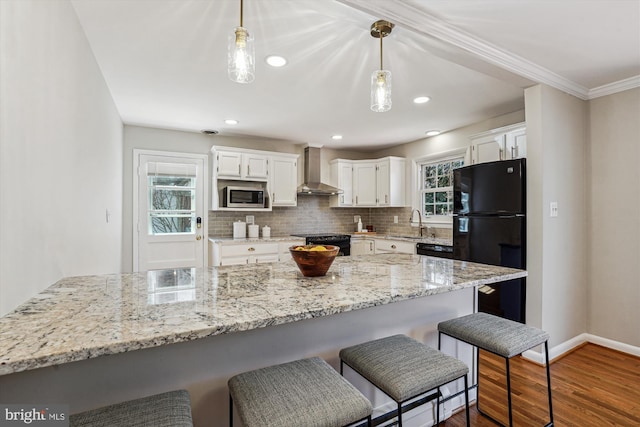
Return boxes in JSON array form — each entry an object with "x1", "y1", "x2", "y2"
[{"x1": 413, "y1": 151, "x2": 466, "y2": 225}]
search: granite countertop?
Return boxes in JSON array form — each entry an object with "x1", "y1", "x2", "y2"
[
  {"x1": 0, "y1": 255, "x2": 525, "y2": 376},
  {"x1": 350, "y1": 234, "x2": 453, "y2": 246},
  {"x1": 208, "y1": 236, "x2": 305, "y2": 243}
]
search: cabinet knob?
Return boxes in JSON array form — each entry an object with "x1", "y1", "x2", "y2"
[
  {"x1": 391, "y1": 244, "x2": 397, "y2": 249},
  {"x1": 248, "y1": 247, "x2": 255, "y2": 252}
]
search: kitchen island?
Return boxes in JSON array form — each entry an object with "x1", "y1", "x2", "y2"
[{"x1": 0, "y1": 255, "x2": 526, "y2": 426}]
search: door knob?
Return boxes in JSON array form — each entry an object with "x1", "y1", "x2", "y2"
[{"x1": 196, "y1": 235, "x2": 202, "y2": 241}]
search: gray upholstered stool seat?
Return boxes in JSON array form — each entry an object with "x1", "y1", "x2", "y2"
[
  {"x1": 228, "y1": 357, "x2": 372, "y2": 427},
  {"x1": 69, "y1": 389, "x2": 193, "y2": 427},
  {"x1": 438, "y1": 312, "x2": 550, "y2": 358},
  {"x1": 340, "y1": 334, "x2": 470, "y2": 427},
  {"x1": 438, "y1": 312, "x2": 553, "y2": 427}
]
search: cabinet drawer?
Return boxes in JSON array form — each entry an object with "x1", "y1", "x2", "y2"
[
  {"x1": 221, "y1": 243, "x2": 279, "y2": 258},
  {"x1": 374, "y1": 240, "x2": 415, "y2": 254}
]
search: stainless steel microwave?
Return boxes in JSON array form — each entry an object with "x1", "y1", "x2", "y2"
[{"x1": 222, "y1": 186, "x2": 265, "y2": 208}]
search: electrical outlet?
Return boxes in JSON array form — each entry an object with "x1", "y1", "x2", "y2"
[
  {"x1": 393, "y1": 216, "x2": 398, "y2": 224},
  {"x1": 354, "y1": 215, "x2": 359, "y2": 223},
  {"x1": 550, "y1": 202, "x2": 558, "y2": 217},
  {"x1": 246, "y1": 215, "x2": 255, "y2": 224}
]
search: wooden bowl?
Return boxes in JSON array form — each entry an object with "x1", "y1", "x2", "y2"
[{"x1": 289, "y1": 245, "x2": 340, "y2": 277}]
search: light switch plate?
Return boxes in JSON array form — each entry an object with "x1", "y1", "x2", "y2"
[
  {"x1": 550, "y1": 202, "x2": 558, "y2": 217},
  {"x1": 393, "y1": 216, "x2": 398, "y2": 224},
  {"x1": 246, "y1": 215, "x2": 255, "y2": 224}
]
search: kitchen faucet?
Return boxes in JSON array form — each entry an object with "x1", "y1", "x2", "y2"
[{"x1": 410, "y1": 209, "x2": 424, "y2": 237}]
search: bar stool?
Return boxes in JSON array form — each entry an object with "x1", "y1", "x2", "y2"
[
  {"x1": 438, "y1": 312, "x2": 553, "y2": 427},
  {"x1": 339, "y1": 334, "x2": 470, "y2": 427},
  {"x1": 228, "y1": 357, "x2": 372, "y2": 427},
  {"x1": 69, "y1": 389, "x2": 193, "y2": 427}
]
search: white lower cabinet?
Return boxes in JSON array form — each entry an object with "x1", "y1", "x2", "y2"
[
  {"x1": 210, "y1": 239, "x2": 304, "y2": 266},
  {"x1": 351, "y1": 238, "x2": 375, "y2": 255},
  {"x1": 374, "y1": 239, "x2": 416, "y2": 255}
]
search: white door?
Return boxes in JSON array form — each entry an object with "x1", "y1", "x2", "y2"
[{"x1": 135, "y1": 151, "x2": 207, "y2": 272}]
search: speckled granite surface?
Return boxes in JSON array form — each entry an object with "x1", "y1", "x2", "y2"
[{"x1": 0, "y1": 255, "x2": 525, "y2": 376}]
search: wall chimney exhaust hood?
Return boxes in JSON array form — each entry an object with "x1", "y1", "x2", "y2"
[{"x1": 297, "y1": 147, "x2": 343, "y2": 195}]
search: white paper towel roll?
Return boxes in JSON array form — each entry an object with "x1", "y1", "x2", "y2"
[
  {"x1": 233, "y1": 221, "x2": 246, "y2": 239},
  {"x1": 248, "y1": 224, "x2": 259, "y2": 239}
]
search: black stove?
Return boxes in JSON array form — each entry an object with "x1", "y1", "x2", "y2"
[{"x1": 291, "y1": 233, "x2": 351, "y2": 256}]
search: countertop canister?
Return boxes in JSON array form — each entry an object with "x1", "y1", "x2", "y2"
[
  {"x1": 248, "y1": 224, "x2": 259, "y2": 239},
  {"x1": 262, "y1": 225, "x2": 271, "y2": 238},
  {"x1": 233, "y1": 221, "x2": 246, "y2": 239}
]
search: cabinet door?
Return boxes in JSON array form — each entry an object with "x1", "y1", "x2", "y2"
[
  {"x1": 376, "y1": 161, "x2": 390, "y2": 206},
  {"x1": 505, "y1": 128, "x2": 526, "y2": 159},
  {"x1": 353, "y1": 162, "x2": 377, "y2": 206},
  {"x1": 271, "y1": 156, "x2": 298, "y2": 206},
  {"x1": 338, "y1": 162, "x2": 354, "y2": 206},
  {"x1": 471, "y1": 135, "x2": 504, "y2": 164},
  {"x1": 352, "y1": 239, "x2": 375, "y2": 255},
  {"x1": 244, "y1": 154, "x2": 269, "y2": 180},
  {"x1": 216, "y1": 151, "x2": 243, "y2": 178},
  {"x1": 330, "y1": 160, "x2": 353, "y2": 207}
]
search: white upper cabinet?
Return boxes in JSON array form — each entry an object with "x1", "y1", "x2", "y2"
[
  {"x1": 353, "y1": 161, "x2": 378, "y2": 206},
  {"x1": 470, "y1": 122, "x2": 526, "y2": 164},
  {"x1": 215, "y1": 149, "x2": 269, "y2": 181},
  {"x1": 270, "y1": 154, "x2": 298, "y2": 206},
  {"x1": 329, "y1": 159, "x2": 353, "y2": 207},
  {"x1": 332, "y1": 156, "x2": 406, "y2": 208},
  {"x1": 377, "y1": 157, "x2": 406, "y2": 207}
]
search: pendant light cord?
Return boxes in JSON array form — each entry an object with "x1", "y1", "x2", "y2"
[
  {"x1": 240, "y1": 0, "x2": 244, "y2": 27},
  {"x1": 379, "y1": 31, "x2": 383, "y2": 70}
]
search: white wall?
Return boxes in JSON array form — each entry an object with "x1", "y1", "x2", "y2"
[
  {"x1": 0, "y1": 0, "x2": 123, "y2": 315},
  {"x1": 525, "y1": 84, "x2": 588, "y2": 345},
  {"x1": 588, "y1": 88, "x2": 640, "y2": 346}
]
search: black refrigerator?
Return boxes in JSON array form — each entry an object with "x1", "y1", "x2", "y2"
[{"x1": 453, "y1": 158, "x2": 526, "y2": 323}]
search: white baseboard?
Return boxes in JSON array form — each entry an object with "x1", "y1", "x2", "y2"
[{"x1": 522, "y1": 333, "x2": 640, "y2": 364}]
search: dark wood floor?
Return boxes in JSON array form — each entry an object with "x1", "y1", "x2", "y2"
[{"x1": 442, "y1": 343, "x2": 640, "y2": 426}]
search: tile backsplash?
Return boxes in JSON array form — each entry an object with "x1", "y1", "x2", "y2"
[{"x1": 208, "y1": 197, "x2": 452, "y2": 240}]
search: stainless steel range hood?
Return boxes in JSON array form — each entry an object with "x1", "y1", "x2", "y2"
[{"x1": 297, "y1": 147, "x2": 343, "y2": 195}]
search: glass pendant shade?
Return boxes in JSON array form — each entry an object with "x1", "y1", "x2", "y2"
[
  {"x1": 371, "y1": 69, "x2": 392, "y2": 112},
  {"x1": 228, "y1": 26, "x2": 255, "y2": 83}
]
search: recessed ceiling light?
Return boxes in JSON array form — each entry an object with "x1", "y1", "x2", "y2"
[
  {"x1": 331, "y1": 135, "x2": 343, "y2": 140},
  {"x1": 265, "y1": 55, "x2": 287, "y2": 67},
  {"x1": 201, "y1": 129, "x2": 219, "y2": 135},
  {"x1": 224, "y1": 119, "x2": 239, "y2": 125},
  {"x1": 425, "y1": 130, "x2": 441, "y2": 137},
  {"x1": 414, "y1": 96, "x2": 431, "y2": 104}
]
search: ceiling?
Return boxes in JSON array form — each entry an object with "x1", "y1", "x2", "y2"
[{"x1": 71, "y1": 0, "x2": 640, "y2": 151}]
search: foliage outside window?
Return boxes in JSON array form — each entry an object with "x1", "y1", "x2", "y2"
[
  {"x1": 148, "y1": 175, "x2": 196, "y2": 234},
  {"x1": 419, "y1": 157, "x2": 464, "y2": 219}
]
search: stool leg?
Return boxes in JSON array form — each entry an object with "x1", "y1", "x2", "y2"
[
  {"x1": 397, "y1": 402, "x2": 403, "y2": 427},
  {"x1": 340, "y1": 359, "x2": 344, "y2": 375},
  {"x1": 464, "y1": 374, "x2": 470, "y2": 427},
  {"x1": 436, "y1": 386, "x2": 440, "y2": 426},
  {"x1": 506, "y1": 357, "x2": 513, "y2": 427},
  {"x1": 229, "y1": 394, "x2": 233, "y2": 427},
  {"x1": 545, "y1": 341, "x2": 554, "y2": 426}
]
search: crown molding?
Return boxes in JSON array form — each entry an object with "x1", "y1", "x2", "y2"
[
  {"x1": 340, "y1": 0, "x2": 621, "y2": 101},
  {"x1": 588, "y1": 75, "x2": 640, "y2": 99}
]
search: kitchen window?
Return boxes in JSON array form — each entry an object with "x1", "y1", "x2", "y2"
[{"x1": 418, "y1": 157, "x2": 464, "y2": 221}]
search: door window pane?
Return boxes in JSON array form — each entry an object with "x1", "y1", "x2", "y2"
[{"x1": 148, "y1": 176, "x2": 196, "y2": 235}]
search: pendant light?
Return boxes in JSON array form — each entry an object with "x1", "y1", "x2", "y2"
[
  {"x1": 228, "y1": 0, "x2": 255, "y2": 83},
  {"x1": 370, "y1": 20, "x2": 394, "y2": 112}
]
